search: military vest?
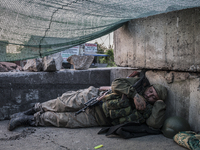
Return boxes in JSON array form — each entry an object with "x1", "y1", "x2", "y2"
[{"x1": 101, "y1": 93, "x2": 153, "y2": 125}]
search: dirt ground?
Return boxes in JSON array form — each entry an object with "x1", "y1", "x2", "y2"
[{"x1": 0, "y1": 120, "x2": 186, "y2": 150}]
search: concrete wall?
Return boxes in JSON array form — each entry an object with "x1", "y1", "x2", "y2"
[
  {"x1": 0, "y1": 69, "x2": 111, "y2": 120},
  {"x1": 112, "y1": 69, "x2": 200, "y2": 132},
  {"x1": 113, "y1": 8, "x2": 200, "y2": 131},
  {"x1": 114, "y1": 7, "x2": 200, "y2": 72},
  {"x1": 146, "y1": 71, "x2": 200, "y2": 132}
]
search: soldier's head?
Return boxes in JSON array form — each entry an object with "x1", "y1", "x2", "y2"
[{"x1": 143, "y1": 84, "x2": 168, "y2": 104}]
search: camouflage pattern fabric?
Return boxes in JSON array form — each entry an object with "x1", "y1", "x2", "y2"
[
  {"x1": 111, "y1": 77, "x2": 140, "y2": 98},
  {"x1": 109, "y1": 77, "x2": 167, "y2": 129},
  {"x1": 109, "y1": 106, "x2": 132, "y2": 119},
  {"x1": 115, "y1": 104, "x2": 153, "y2": 125},
  {"x1": 34, "y1": 86, "x2": 100, "y2": 128},
  {"x1": 102, "y1": 93, "x2": 153, "y2": 125},
  {"x1": 102, "y1": 93, "x2": 131, "y2": 118},
  {"x1": 174, "y1": 131, "x2": 200, "y2": 150},
  {"x1": 102, "y1": 93, "x2": 130, "y2": 109},
  {"x1": 118, "y1": 109, "x2": 145, "y2": 125}
]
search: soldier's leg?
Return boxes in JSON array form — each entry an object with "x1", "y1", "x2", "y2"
[
  {"x1": 10, "y1": 86, "x2": 99, "y2": 119},
  {"x1": 10, "y1": 107, "x2": 37, "y2": 119},
  {"x1": 34, "y1": 108, "x2": 99, "y2": 128},
  {"x1": 8, "y1": 86, "x2": 99, "y2": 130},
  {"x1": 36, "y1": 86, "x2": 99, "y2": 112},
  {"x1": 8, "y1": 115, "x2": 35, "y2": 131}
]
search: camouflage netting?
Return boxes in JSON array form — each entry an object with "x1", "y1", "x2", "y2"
[{"x1": 0, "y1": 0, "x2": 200, "y2": 62}]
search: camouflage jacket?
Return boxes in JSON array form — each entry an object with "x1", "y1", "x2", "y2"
[{"x1": 101, "y1": 77, "x2": 153, "y2": 125}]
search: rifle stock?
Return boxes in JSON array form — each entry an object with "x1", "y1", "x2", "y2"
[{"x1": 127, "y1": 70, "x2": 139, "y2": 78}]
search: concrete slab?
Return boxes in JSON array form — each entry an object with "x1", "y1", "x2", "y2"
[
  {"x1": 0, "y1": 120, "x2": 185, "y2": 150},
  {"x1": 114, "y1": 7, "x2": 200, "y2": 72}
]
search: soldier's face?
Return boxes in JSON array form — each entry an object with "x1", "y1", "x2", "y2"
[{"x1": 143, "y1": 86, "x2": 159, "y2": 104}]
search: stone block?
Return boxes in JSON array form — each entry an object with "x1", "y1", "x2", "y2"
[
  {"x1": 67, "y1": 55, "x2": 94, "y2": 70},
  {"x1": 114, "y1": 7, "x2": 200, "y2": 72},
  {"x1": 23, "y1": 59, "x2": 43, "y2": 72},
  {"x1": 42, "y1": 53, "x2": 63, "y2": 72},
  {"x1": 0, "y1": 62, "x2": 23, "y2": 72},
  {"x1": 23, "y1": 53, "x2": 63, "y2": 72}
]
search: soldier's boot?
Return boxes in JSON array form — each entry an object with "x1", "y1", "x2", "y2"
[
  {"x1": 7, "y1": 115, "x2": 36, "y2": 131},
  {"x1": 10, "y1": 107, "x2": 36, "y2": 119}
]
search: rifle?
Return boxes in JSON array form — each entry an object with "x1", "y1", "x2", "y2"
[
  {"x1": 132, "y1": 69, "x2": 150, "y2": 93},
  {"x1": 75, "y1": 89, "x2": 112, "y2": 116}
]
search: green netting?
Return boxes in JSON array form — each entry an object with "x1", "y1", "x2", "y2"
[{"x1": 0, "y1": 0, "x2": 200, "y2": 62}]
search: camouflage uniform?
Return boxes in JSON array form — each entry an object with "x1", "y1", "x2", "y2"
[
  {"x1": 95, "y1": 77, "x2": 166, "y2": 128},
  {"x1": 98, "y1": 77, "x2": 153, "y2": 126},
  {"x1": 33, "y1": 77, "x2": 166, "y2": 129},
  {"x1": 101, "y1": 93, "x2": 153, "y2": 125},
  {"x1": 34, "y1": 86, "x2": 100, "y2": 128}
]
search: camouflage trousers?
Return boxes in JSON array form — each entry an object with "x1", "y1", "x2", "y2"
[{"x1": 33, "y1": 86, "x2": 100, "y2": 128}]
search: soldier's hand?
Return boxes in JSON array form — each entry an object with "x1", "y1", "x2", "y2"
[{"x1": 133, "y1": 93, "x2": 146, "y2": 110}]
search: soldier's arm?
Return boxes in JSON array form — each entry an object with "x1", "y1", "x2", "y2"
[
  {"x1": 111, "y1": 78, "x2": 147, "y2": 111},
  {"x1": 146, "y1": 100, "x2": 166, "y2": 129},
  {"x1": 111, "y1": 78, "x2": 138, "y2": 98}
]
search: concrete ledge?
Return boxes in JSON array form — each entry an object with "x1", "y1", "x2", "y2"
[{"x1": 0, "y1": 68, "x2": 112, "y2": 120}]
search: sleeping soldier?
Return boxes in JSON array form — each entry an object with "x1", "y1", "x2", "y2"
[{"x1": 7, "y1": 73, "x2": 168, "y2": 131}]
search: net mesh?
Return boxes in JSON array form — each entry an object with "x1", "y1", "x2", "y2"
[{"x1": 0, "y1": 0, "x2": 199, "y2": 62}]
